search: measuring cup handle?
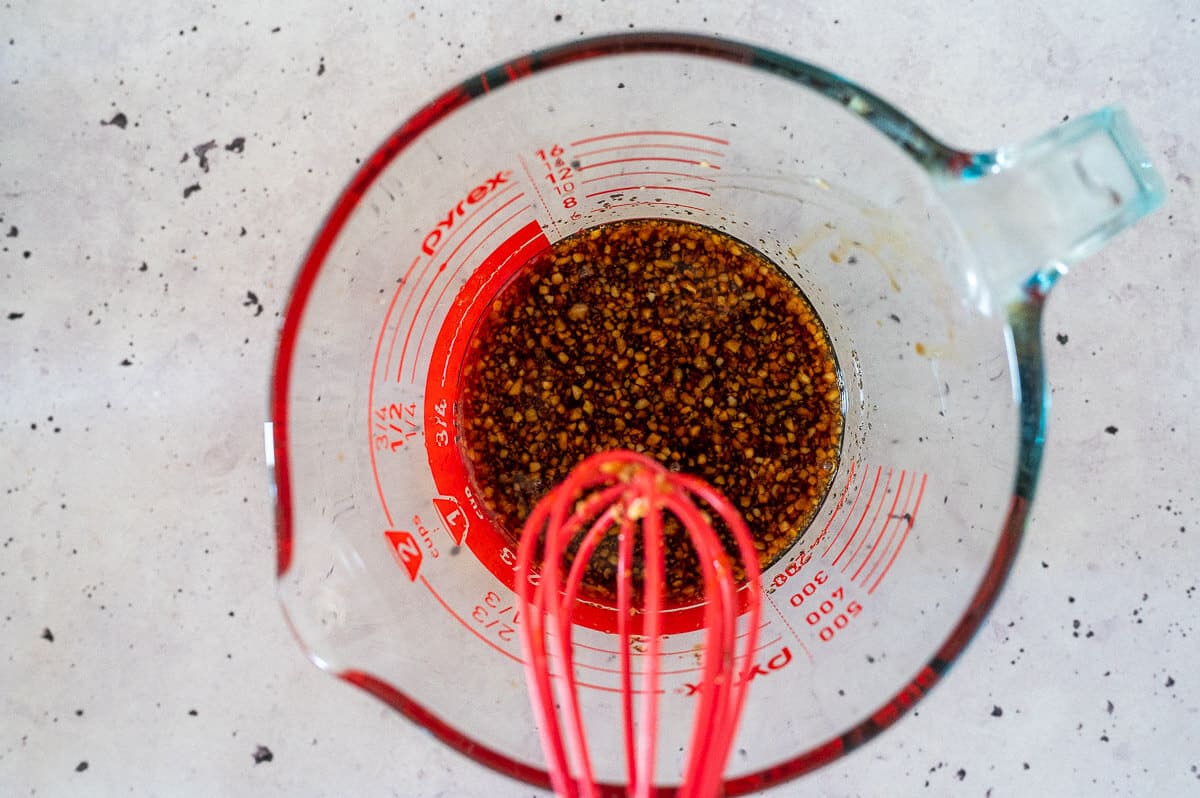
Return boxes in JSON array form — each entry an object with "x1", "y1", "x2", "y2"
[{"x1": 938, "y1": 107, "x2": 1165, "y2": 299}]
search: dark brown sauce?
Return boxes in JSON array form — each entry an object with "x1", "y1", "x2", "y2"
[{"x1": 458, "y1": 218, "x2": 843, "y2": 602}]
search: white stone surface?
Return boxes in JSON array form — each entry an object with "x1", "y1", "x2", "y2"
[{"x1": 2, "y1": 1, "x2": 1197, "y2": 796}]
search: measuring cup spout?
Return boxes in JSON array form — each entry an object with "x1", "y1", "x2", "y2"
[{"x1": 937, "y1": 107, "x2": 1165, "y2": 301}]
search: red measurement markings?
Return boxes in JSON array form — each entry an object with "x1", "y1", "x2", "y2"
[
  {"x1": 830, "y1": 466, "x2": 886, "y2": 568},
  {"x1": 382, "y1": 181, "x2": 519, "y2": 383},
  {"x1": 762, "y1": 590, "x2": 816, "y2": 663},
  {"x1": 569, "y1": 618, "x2": 771, "y2": 659},
  {"x1": 764, "y1": 462, "x2": 859, "y2": 596},
  {"x1": 385, "y1": 530, "x2": 422, "y2": 580},
  {"x1": 569, "y1": 130, "x2": 730, "y2": 147},
  {"x1": 842, "y1": 469, "x2": 896, "y2": 575},
  {"x1": 825, "y1": 468, "x2": 883, "y2": 566},
  {"x1": 802, "y1": 583, "x2": 864, "y2": 644},
  {"x1": 763, "y1": 467, "x2": 858, "y2": 594},
  {"x1": 770, "y1": 565, "x2": 867, "y2": 648},
  {"x1": 432, "y1": 495, "x2": 469, "y2": 545},
  {"x1": 394, "y1": 190, "x2": 526, "y2": 382},
  {"x1": 421, "y1": 577, "x2": 666, "y2": 694},
  {"x1": 579, "y1": 170, "x2": 717, "y2": 186},
  {"x1": 868, "y1": 473, "x2": 927, "y2": 594},
  {"x1": 517, "y1": 154, "x2": 563, "y2": 239},
  {"x1": 574, "y1": 143, "x2": 726, "y2": 160},
  {"x1": 822, "y1": 464, "x2": 870, "y2": 556},
  {"x1": 806, "y1": 459, "x2": 859, "y2": 553},
  {"x1": 405, "y1": 200, "x2": 535, "y2": 383},
  {"x1": 849, "y1": 470, "x2": 907, "y2": 581},
  {"x1": 425, "y1": 219, "x2": 548, "y2": 390},
  {"x1": 576, "y1": 156, "x2": 722, "y2": 172},
  {"x1": 366, "y1": 258, "x2": 423, "y2": 529},
  {"x1": 569, "y1": 634, "x2": 784, "y2": 678},
  {"x1": 583, "y1": 185, "x2": 712, "y2": 199},
  {"x1": 568, "y1": 131, "x2": 725, "y2": 218},
  {"x1": 421, "y1": 575, "x2": 522, "y2": 664},
  {"x1": 823, "y1": 464, "x2": 874, "y2": 560},
  {"x1": 579, "y1": 637, "x2": 784, "y2": 678},
  {"x1": 815, "y1": 464, "x2": 929, "y2": 593},
  {"x1": 587, "y1": 201, "x2": 709, "y2": 215},
  {"x1": 471, "y1": 590, "x2": 521, "y2": 643},
  {"x1": 858, "y1": 471, "x2": 920, "y2": 586},
  {"x1": 372, "y1": 401, "x2": 419, "y2": 453}
]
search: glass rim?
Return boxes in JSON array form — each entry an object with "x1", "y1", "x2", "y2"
[{"x1": 269, "y1": 30, "x2": 1042, "y2": 795}]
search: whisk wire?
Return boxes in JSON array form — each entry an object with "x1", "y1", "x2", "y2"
[
  {"x1": 634, "y1": 492, "x2": 665, "y2": 798},
  {"x1": 679, "y1": 477, "x2": 763, "y2": 791},
  {"x1": 616, "y1": 506, "x2": 638, "y2": 791},
  {"x1": 516, "y1": 451, "x2": 763, "y2": 798}
]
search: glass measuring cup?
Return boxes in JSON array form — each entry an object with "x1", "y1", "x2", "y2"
[{"x1": 269, "y1": 32, "x2": 1164, "y2": 794}]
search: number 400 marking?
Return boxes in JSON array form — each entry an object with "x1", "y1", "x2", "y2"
[{"x1": 788, "y1": 569, "x2": 863, "y2": 643}]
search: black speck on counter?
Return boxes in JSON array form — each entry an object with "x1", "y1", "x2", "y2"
[
  {"x1": 554, "y1": 13, "x2": 562, "y2": 21},
  {"x1": 252, "y1": 745, "x2": 274, "y2": 764},
  {"x1": 193, "y1": 140, "x2": 218, "y2": 172},
  {"x1": 317, "y1": 57, "x2": 325, "y2": 76},
  {"x1": 956, "y1": 768, "x2": 966, "y2": 781},
  {"x1": 225, "y1": 137, "x2": 246, "y2": 154},
  {"x1": 991, "y1": 705, "x2": 1003, "y2": 717},
  {"x1": 270, "y1": 26, "x2": 281, "y2": 33},
  {"x1": 7, "y1": 311, "x2": 22, "y2": 320},
  {"x1": 617, "y1": 82, "x2": 625, "y2": 89},
  {"x1": 188, "y1": 709, "x2": 198, "y2": 716},
  {"x1": 42, "y1": 627, "x2": 54, "y2": 641},
  {"x1": 75, "y1": 761, "x2": 88, "y2": 773},
  {"x1": 1056, "y1": 332, "x2": 1069, "y2": 345},
  {"x1": 119, "y1": 358, "x2": 133, "y2": 367},
  {"x1": 183, "y1": 184, "x2": 201, "y2": 199},
  {"x1": 75, "y1": 709, "x2": 84, "y2": 717},
  {"x1": 1166, "y1": 675, "x2": 1175, "y2": 687},
  {"x1": 239, "y1": 226, "x2": 247, "y2": 237},
  {"x1": 5, "y1": 225, "x2": 16, "y2": 237},
  {"x1": 1106, "y1": 700, "x2": 1114, "y2": 714},
  {"x1": 1105, "y1": 425, "x2": 1118, "y2": 435},
  {"x1": 138, "y1": 262, "x2": 148, "y2": 272},
  {"x1": 101, "y1": 112, "x2": 127, "y2": 129},
  {"x1": 243, "y1": 291, "x2": 264, "y2": 316}
]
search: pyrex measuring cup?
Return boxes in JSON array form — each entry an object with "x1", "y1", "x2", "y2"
[{"x1": 269, "y1": 32, "x2": 1164, "y2": 794}]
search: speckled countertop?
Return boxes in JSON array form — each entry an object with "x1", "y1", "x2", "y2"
[{"x1": 2, "y1": 1, "x2": 1197, "y2": 796}]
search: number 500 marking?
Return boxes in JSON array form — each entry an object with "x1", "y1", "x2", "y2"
[{"x1": 799, "y1": 580, "x2": 863, "y2": 643}]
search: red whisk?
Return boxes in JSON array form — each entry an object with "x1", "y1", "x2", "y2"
[{"x1": 515, "y1": 450, "x2": 763, "y2": 798}]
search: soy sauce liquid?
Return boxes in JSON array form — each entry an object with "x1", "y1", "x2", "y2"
[{"x1": 458, "y1": 218, "x2": 843, "y2": 603}]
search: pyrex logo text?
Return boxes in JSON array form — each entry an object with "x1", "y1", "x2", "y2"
[
  {"x1": 421, "y1": 171, "x2": 512, "y2": 257},
  {"x1": 679, "y1": 646, "x2": 794, "y2": 696}
]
